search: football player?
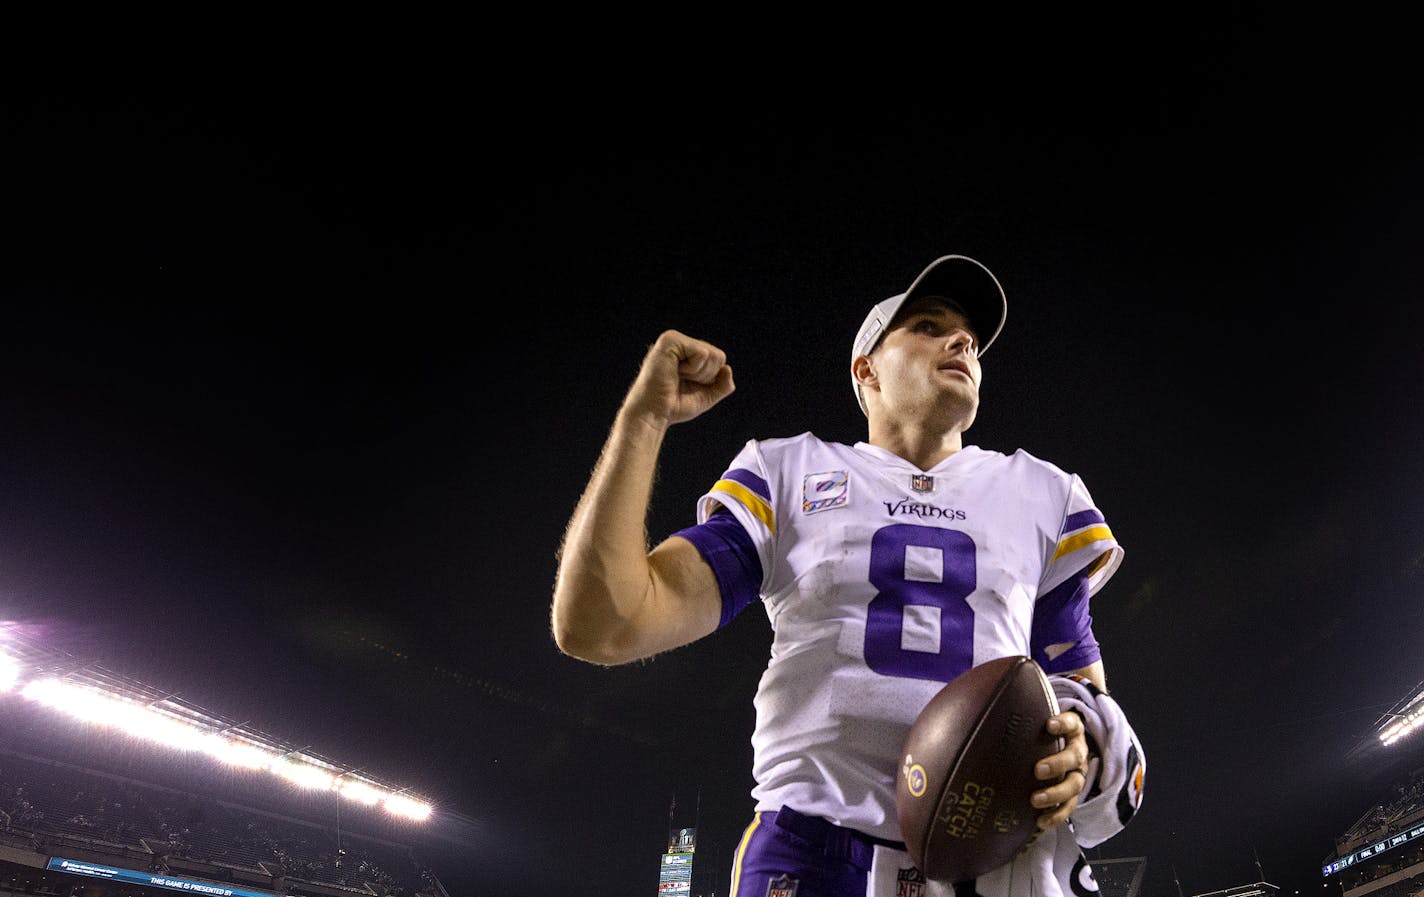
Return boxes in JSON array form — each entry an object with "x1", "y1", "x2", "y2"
[{"x1": 551, "y1": 256, "x2": 1145, "y2": 897}]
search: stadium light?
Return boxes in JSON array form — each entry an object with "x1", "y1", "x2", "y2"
[
  {"x1": 207, "y1": 735, "x2": 278, "y2": 770},
  {"x1": 385, "y1": 794, "x2": 433, "y2": 821},
  {"x1": 271, "y1": 756, "x2": 337, "y2": 790},
  {"x1": 1381, "y1": 707, "x2": 1424, "y2": 746},
  {"x1": 3, "y1": 634, "x2": 437, "y2": 824},
  {"x1": 338, "y1": 779, "x2": 386, "y2": 806},
  {"x1": 23, "y1": 678, "x2": 212, "y2": 752}
]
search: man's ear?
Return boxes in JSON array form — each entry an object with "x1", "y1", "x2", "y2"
[{"x1": 851, "y1": 354, "x2": 876, "y2": 391}]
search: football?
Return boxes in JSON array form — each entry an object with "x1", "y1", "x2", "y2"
[{"x1": 895, "y1": 655, "x2": 1063, "y2": 882}]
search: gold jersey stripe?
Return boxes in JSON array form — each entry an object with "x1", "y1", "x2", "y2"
[
  {"x1": 728, "y1": 812, "x2": 764, "y2": 897},
  {"x1": 712, "y1": 479, "x2": 776, "y2": 535},
  {"x1": 1051, "y1": 524, "x2": 1114, "y2": 562}
]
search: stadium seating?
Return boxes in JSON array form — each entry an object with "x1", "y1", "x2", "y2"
[{"x1": 1, "y1": 746, "x2": 444, "y2": 896}]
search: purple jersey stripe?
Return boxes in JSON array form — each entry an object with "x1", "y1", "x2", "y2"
[
  {"x1": 720, "y1": 467, "x2": 770, "y2": 502},
  {"x1": 1062, "y1": 508, "x2": 1105, "y2": 534}
]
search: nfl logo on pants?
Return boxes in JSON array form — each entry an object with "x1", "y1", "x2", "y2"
[{"x1": 766, "y1": 873, "x2": 798, "y2": 897}]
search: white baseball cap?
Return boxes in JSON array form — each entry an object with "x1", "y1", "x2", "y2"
[{"x1": 851, "y1": 254, "x2": 1007, "y2": 415}]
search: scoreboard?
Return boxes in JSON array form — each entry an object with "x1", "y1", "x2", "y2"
[
  {"x1": 657, "y1": 827, "x2": 698, "y2": 895},
  {"x1": 1323, "y1": 820, "x2": 1424, "y2": 876}
]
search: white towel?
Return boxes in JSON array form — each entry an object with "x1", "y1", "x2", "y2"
[{"x1": 1049, "y1": 673, "x2": 1147, "y2": 849}]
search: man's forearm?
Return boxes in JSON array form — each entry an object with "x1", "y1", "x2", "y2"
[{"x1": 551, "y1": 406, "x2": 669, "y2": 662}]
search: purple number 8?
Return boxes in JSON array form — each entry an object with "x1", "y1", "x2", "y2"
[{"x1": 863, "y1": 523, "x2": 977, "y2": 681}]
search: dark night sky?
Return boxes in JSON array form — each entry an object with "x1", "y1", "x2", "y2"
[{"x1": 4, "y1": 19, "x2": 1424, "y2": 897}]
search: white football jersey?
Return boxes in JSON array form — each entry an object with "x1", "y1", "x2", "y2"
[{"x1": 690, "y1": 432, "x2": 1123, "y2": 842}]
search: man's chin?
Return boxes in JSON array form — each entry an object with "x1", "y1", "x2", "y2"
[{"x1": 933, "y1": 396, "x2": 978, "y2": 432}]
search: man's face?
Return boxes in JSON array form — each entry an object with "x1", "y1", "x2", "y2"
[{"x1": 866, "y1": 295, "x2": 983, "y2": 422}]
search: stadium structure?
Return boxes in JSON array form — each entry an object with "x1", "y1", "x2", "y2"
[
  {"x1": 1319, "y1": 680, "x2": 1424, "y2": 897},
  {"x1": 1188, "y1": 884, "x2": 1279, "y2": 897},
  {"x1": 0, "y1": 625, "x2": 450, "y2": 896}
]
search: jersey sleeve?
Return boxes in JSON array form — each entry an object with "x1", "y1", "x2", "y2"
[
  {"x1": 1039, "y1": 473, "x2": 1123, "y2": 598},
  {"x1": 693, "y1": 440, "x2": 776, "y2": 572},
  {"x1": 1030, "y1": 566, "x2": 1100, "y2": 673},
  {"x1": 669, "y1": 440, "x2": 776, "y2": 628},
  {"x1": 671, "y1": 510, "x2": 762, "y2": 628},
  {"x1": 1030, "y1": 473, "x2": 1120, "y2": 672}
]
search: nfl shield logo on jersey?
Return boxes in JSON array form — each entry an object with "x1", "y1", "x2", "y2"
[
  {"x1": 910, "y1": 473, "x2": 934, "y2": 493},
  {"x1": 897, "y1": 866, "x2": 927, "y2": 897},
  {"x1": 766, "y1": 873, "x2": 799, "y2": 897}
]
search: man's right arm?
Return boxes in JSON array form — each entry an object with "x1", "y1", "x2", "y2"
[{"x1": 550, "y1": 330, "x2": 734, "y2": 666}]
